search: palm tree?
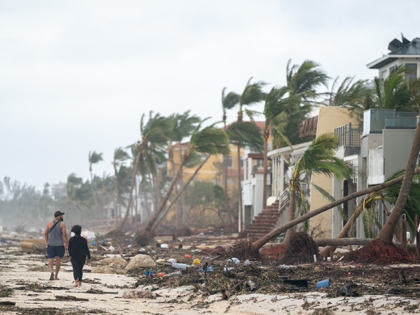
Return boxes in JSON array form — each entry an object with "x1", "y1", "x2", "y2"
[
  {"x1": 325, "y1": 76, "x2": 372, "y2": 125},
  {"x1": 66, "y1": 174, "x2": 92, "y2": 226},
  {"x1": 261, "y1": 86, "x2": 301, "y2": 209},
  {"x1": 373, "y1": 66, "x2": 411, "y2": 111},
  {"x1": 88, "y1": 151, "x2": 103, "y2": 219},
  {"x1": 169, "y1": 111, "x2": 200, "y2": 231},
  {"x1": 227, "y1": 121, "x2": 263, "y2": 231},
  {"x1": 221, "y1": 88, "x2": 240, "y2": 226},
  {"x1": 112, "y1": 147, "x2": 130, "y2": 227},
  {"x1": 282, "y1": 133, "x2": 354, "y2": 244},
  {"x1": 376, "y1": 119, "x2": 420, "y2": 244},
  {"x1": 141, "y1": 119, "x2": 230, "y2": 237},
  {"x1": 230, "y1": 78, "x2": 266, "y2": 231},
  {"x1": 116, "y1": 112, "x2": 173, "y2": 231}
]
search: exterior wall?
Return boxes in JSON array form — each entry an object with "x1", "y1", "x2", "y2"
[
  {"x1": 383, "y1": 129, "x2": 416, "y2": 178},
  {"x1": 168, "y1": 144, "x2": 245, "y2": 187},
  {"x1": 378, "y1": 58, "x2": 420, "y2": 79},
  {"x1": 310, "y1": 107, "x2": 359, "y2": 237}
]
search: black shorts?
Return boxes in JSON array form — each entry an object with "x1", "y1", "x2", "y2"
[{"x1": 47, "y1": 245, "x2": 65, "y2": 258}]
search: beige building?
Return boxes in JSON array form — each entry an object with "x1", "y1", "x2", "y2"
[{"x1": 309, "y1": 107, "x2": 359, "y2": 237}]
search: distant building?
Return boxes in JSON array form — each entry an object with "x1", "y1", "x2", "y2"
[
  {"x1": 51, "y1": 182, "x2": 66, "y2": 197},
  {"x1": 367, "y1": 35, "x2": 420, "y2": 80}
]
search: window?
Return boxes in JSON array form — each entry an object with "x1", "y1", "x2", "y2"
[
  {"x1": 255, "y1": 159, "x2": 264, "y2": 168},
  {"x1": 405, "y1": 63, "x2": 418, "y2": 81},
  {"x1": 389, "y1": 65, "x2": 398, "y2": 74},
  {"x1": 223, "y1": 155, "x2": 233, "y2": 168}
]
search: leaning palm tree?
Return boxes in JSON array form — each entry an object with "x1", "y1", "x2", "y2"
[
  {"x1": 376, "y1": 118, "x2": 420, "y2": 244},
  {"x1": 282, "y1": 133, "x2": 354, "y2": 244},
  {"x1": 140, "y1": 119, "x2": 230, "y2": 237},
  {"x1": 88, "y1": 151, "x2": 103, "y2": 219},
  {"x1": 261, "y1": 86, "x2": 302, "y2": 209},
  {"x1": 320, "y1": 168, "x2": 420, "y2": 256},
  {"x1": 286, "y1": 59, "x2": 329, "y2": 103},
  {"x1": 168, "y1": 111, "x2": 200, "y2": 231},
  {"x1": 116, "y1": 112, "x2": 173, "y2": 231},
  {"x1": 221, "y1": 88, "x2": 240, "y2": 225}
]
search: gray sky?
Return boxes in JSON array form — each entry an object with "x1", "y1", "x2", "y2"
[{"x1": 1, "y1": 0, "x2": 419, "y2": 191}]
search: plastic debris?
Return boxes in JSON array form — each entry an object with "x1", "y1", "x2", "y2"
[
  {"x1": 317, "y1": 279, "x2": 330, "y2": 289},
  {"x1": 168, "y1": 258, "x2": 177, "y2": 263},
  {"x1": 172, "y1": 263, "x2": 187, "y2": 269},
  {"x1": 199, "y1": 243, "x2": 206, "y2": 246},
  {"x1": 145, "y1": 270, "x2": 153, "y2": 277},
  {"x1": 99, "y1": 245, "x2": 109, "y2": 251},
  {"x1": 184, "y1": 254, "x2": 191, "y2": 258},
  {"x1": 160, "y1": 244, "x2": 169, "y2": 249},
  {"x1": 109, "y1": 245, "x2": 115, "y2": 251},
  {"x1": 199, "y1": 266, "x2": 214, "y2": 272},
  {"x1": 193, "y1": 259, "x2": 201, "y2": 264},
  {"x1": 90, "y1": 241, "x2": 95, "y2": 245},
  {"x1": 128, "y1": 245, "x2": 132, "y2": 248},
  {"x1": 139, "y1": 248, "x2": 146, "y2": 252},
  {"x1": 246, "y1": 280, "x2": 257, "y2": 291},
  {"x1": 163, "y1": 271, "x2": 181, "y2": 277},
  {"x1": 156, "y1": 259, "x2": 165, "y2": 263},
  {"x1": 278, "y1": 265, "x2": 297, "y2": 269},
  {"x1": 224, "y1": 267, "x2": 235, "y2": 271},
  {"x1": 227, "y1": 258, "x2": 240, "y2": 264},
  {"x1": 157, "y1": 273, "x2": 165, "y2": 277},
  {"x1": 199, "y1": 232, "x2": 205, "y2": 236},
  {"x1": 243, "y1": 259, "x2": 251, "y2": 266}
]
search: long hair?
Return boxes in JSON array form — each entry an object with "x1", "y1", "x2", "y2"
[{"x1": 71, "y1": 225, "x2": 82, "y2": 237}]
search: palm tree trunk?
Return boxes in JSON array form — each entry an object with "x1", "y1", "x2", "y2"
[
  {"x1": 117, "y1": 144, "x2": 142, "y2": 230},
  {"x1": 251, "y1": 166, "x2": 420, "y2": 251},
  {"x1": 89, "y1": 166, "x2": 97, "y2": 220},
  {"x1": 376, "y1": 120, "x2": 420, "y2": 244},
  {"x1": 179, "y1": 142, "x2": 187, "y2": 227},
  {"x1": 143, "y1": 156, "x2": 188, "y2": 236},
  {"x1": 283, "y1": 185, "x2": 295, "y2": 244},
  {"x1": 223, "y1": 121, "x2": 232, "y2": 226},
  {"x1": 151, "y1": 155, "x2": 211, "y2": 233},
  {"x1": 237, "y1": 144, "x2": 243, "y2": 232},
  {"x1": 262, "y1": 131, "x2": 269, "y2": 210}
]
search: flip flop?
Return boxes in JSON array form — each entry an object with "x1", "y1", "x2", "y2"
[
  {"x1": 49, "y1": 273, "x2": 54, "y2": 281},
  {"x1": 54, "y1": 278, "x2": 60, "y2": 280}
]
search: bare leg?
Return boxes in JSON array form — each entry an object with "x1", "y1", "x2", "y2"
[
  {"x1": 78, "y1": 281, "x2": 82, "y2": 287},
  {"x1": 48, "y1": 258, "x2": 54, "y2": 274},
  {"x1": 55, "y1": 257, "x2": 61, "y2": 279},
  {"x1": 74, "y1": 280, "x2": 78, "y2": 287}
]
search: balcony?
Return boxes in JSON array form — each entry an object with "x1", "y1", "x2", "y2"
[
  {"x1": 363, "y1": 109, "x2": 419, "y2": 135},
  {"x1": 334, "y1": 123, "x2": 363, "y2": 147}
]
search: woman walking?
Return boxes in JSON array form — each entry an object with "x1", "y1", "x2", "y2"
[{"x1": 68, "y1": 225, "x2": 91, "y2": 287}]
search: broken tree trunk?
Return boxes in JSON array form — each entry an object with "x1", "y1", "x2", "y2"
[
  {"x1": 315, "y1": 238, "x2": 373, "y2": 247},
  {"x1": 376, "y1": 118, "x2": 420, "y2": 244},
  {"x1": 251, "y1": 166, "x2": 420, "y2": 251}
]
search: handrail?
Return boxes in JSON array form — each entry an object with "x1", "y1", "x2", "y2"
[{"x1": 278, "y1": 187, "x2": 290, "y2": 212}]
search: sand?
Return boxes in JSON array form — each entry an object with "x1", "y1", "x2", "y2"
[{"x1": 0, "y1": 245, "x2": 420, "y2": 314}]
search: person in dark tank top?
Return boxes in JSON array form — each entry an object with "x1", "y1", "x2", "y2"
[{"x1": 44, "y1": 211, "x2": 68, "y2": 281}]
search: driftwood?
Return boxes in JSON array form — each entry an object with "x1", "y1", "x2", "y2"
[{"x1": 55, "y1": 295, "x2": 89, "y2": 301}]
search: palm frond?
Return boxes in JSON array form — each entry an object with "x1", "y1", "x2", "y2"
[{"x1": 227, "y1": 121, "x2": 263, "y2": 152}]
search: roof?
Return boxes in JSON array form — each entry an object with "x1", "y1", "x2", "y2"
[
  {"x1": 299, "y1": 116, "x2": 318, "y2": 138},
  {"x1": 368, "y1": 35, "x2": 420, "y2": 69}
]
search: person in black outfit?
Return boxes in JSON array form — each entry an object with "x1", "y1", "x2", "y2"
[{"x1": 68, "y1": 225, "x2": 91, "y2": 287}]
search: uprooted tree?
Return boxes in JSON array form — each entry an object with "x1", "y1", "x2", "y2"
[
  {"x1": 320, "y1": 168, "x2": 420, "y2": 257},
  {"x1": 249, "y1": 117, "x2": 420, "y2": 253}
]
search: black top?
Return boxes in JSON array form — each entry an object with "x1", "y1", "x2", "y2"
[{"x1": 68, "y1": 236, "x2": 91, "y2": 260}]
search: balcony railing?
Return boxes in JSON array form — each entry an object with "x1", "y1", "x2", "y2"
[
  {"x1": 385, "y1": 116, "x2": 418, "y2": 129},
  {"x1": 334, "y1": 123, "x2": 362, "y2": 147}
]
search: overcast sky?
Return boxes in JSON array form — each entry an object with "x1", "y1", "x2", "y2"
[{"x1": 1, "y1": 0, "x2": 419, "y2": 191}]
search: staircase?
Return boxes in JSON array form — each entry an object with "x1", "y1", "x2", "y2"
[{"x1": 243, "y1": 188, "x2": 289, "y2": 241}]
